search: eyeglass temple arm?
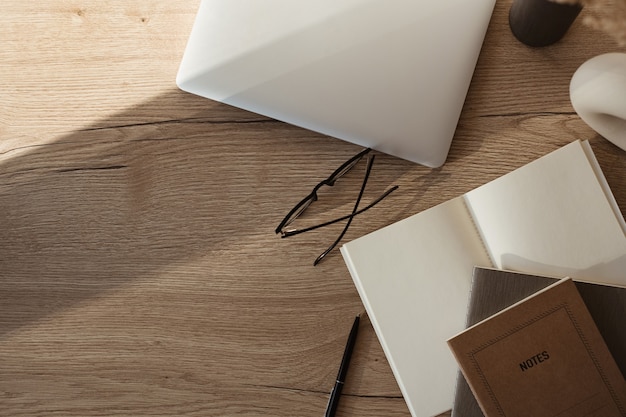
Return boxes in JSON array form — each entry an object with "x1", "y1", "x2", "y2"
[{"x1": 313, "y1": 154, "x2": 376, "y2": 266}]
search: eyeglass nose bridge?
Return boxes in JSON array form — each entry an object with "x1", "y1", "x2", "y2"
[{"x1": 301, "y1": 157, "x2": 364, "y2": 218}]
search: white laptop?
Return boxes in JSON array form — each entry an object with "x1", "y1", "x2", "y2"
[{"x1": 177, "y1": 0, "x2": 495, "y2": 168}]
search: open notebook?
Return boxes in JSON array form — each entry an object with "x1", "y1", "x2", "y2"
[
  {"x1": 340, "y1": 140, "x2": 626, "y2": 416},
  {"x1": 176, "y1": 0, "x2": 496, "y2": 167}
]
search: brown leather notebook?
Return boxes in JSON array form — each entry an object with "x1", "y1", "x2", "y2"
[{"x1": 447, "y1": 275, "x2": 626, "y2": 417}]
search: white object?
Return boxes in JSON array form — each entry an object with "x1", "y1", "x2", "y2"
[
  {"x1": 340, "y1": 140, "x2": 626, "y2": 417},
  {"x1": 570, "y1": 52, "x2": 626, "y2": 152},
  {"x1": 176, "y1": 0, "x2": 496, "y2": 168}
]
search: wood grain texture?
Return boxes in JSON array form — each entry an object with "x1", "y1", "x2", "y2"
[{"x1": 1, "y1": 1, "x2": 625, "y2": 416}]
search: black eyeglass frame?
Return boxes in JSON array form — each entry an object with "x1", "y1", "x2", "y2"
[
  {"x1": 274, "y1": 148, "x2": 372, "y2": 235},
  {"x1": 275, "y1": 148, "x2": 398, "y2": 265}
]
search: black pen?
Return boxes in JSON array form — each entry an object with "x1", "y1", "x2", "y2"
[{"x1": 324, "y1": 315, "x2": 360, "y2": 417}]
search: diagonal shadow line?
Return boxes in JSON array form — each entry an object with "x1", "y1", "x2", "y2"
[
  {"x1": 0, "y1": 88, "x2": 417, "y2": 340},
  {"x1": 0, "y1": 88, "x2": 303, "y2": 339}
]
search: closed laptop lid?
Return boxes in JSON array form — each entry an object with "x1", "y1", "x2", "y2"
[{"x1": 177, "y1": 0, "x2": 495, "y2": 167}]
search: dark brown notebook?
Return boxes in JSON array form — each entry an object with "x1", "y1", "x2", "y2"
[{"x1": 447, "y1": 275, "x2": 626, "y2": 417}]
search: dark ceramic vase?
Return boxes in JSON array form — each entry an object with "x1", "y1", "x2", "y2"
[{"x1": 509, "y1": 0, "x2": 583, "y2": 47}]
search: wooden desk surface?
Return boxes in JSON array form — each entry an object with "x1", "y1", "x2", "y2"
[{"x1": 2, "y1": 1, "x2": 625, "y2": 416}]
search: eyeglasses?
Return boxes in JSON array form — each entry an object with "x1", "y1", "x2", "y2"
[{"x1": 276, "y1": 148, "x2": 398, "y2": 265}]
